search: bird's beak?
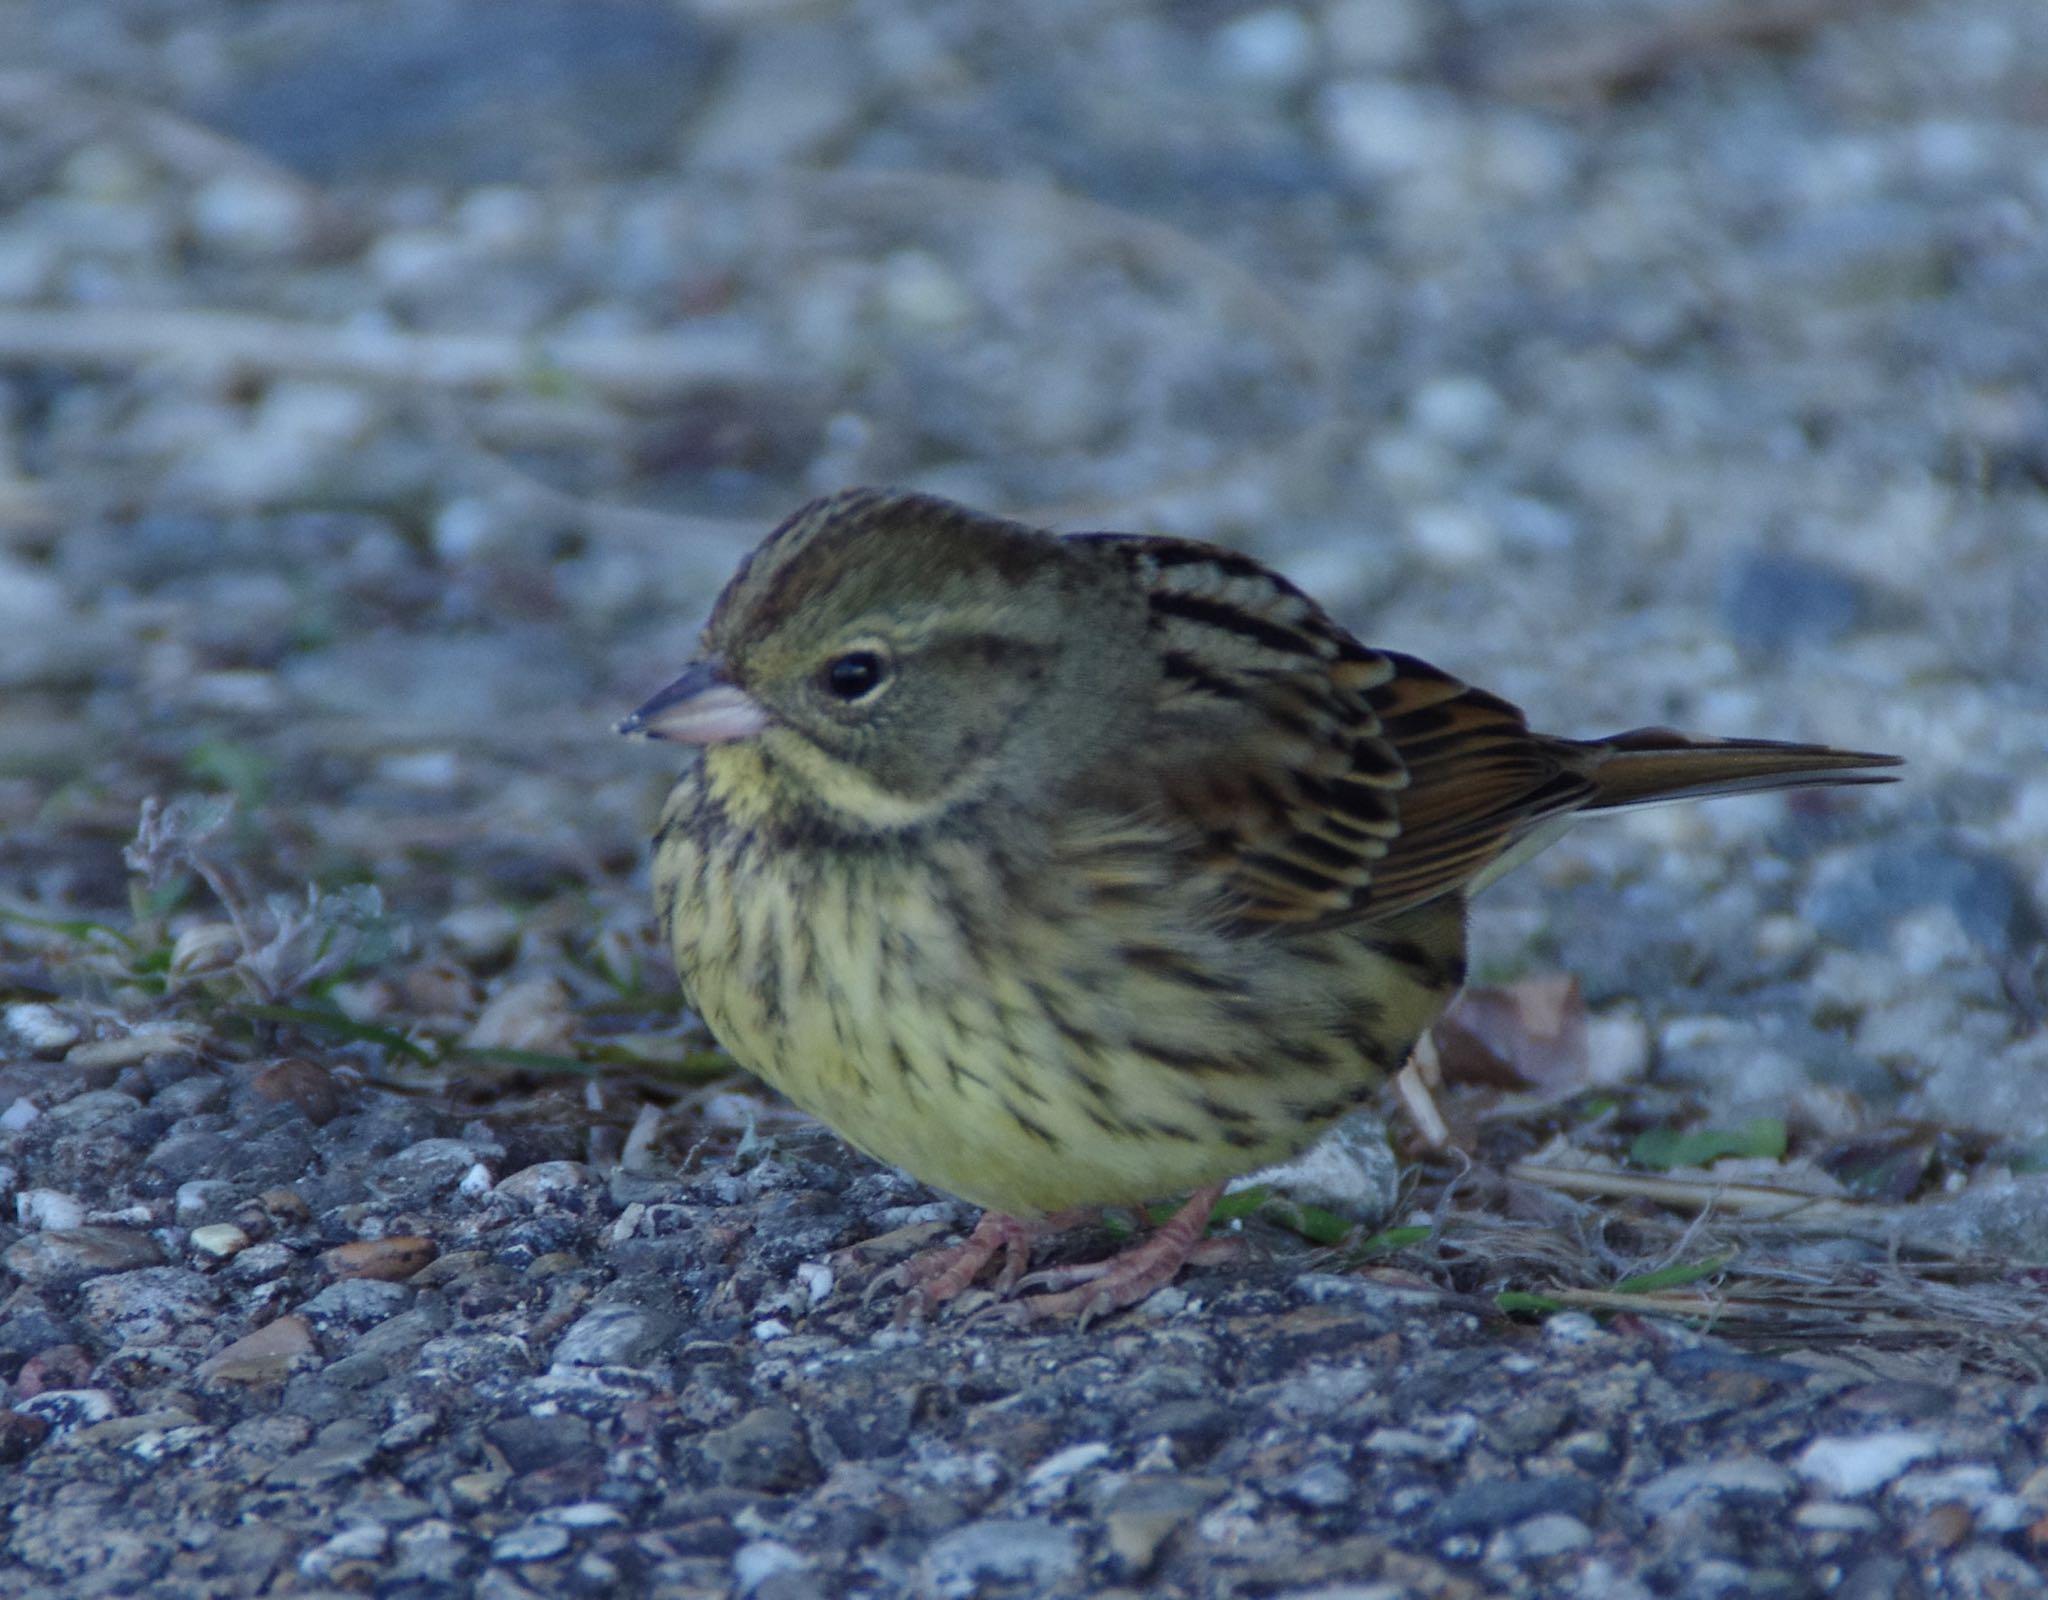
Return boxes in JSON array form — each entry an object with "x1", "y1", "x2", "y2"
[{"x1": 617, "y1": 658, "x2": 769, "y2": 745}]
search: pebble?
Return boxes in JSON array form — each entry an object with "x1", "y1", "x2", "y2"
[
  {"x1": 379, "y1": 1138, "x2": 493, "y2": 1196},
  {"x1": 493, "y1": 1161, "x2": 595, "y2": 1207},
  {"x1": 920, "y1": 1520, "x2": 1082, "y2": 1600},
  {"x1": 16, "y1": 1389, "x2": 120, "y2": 1437},
  {"x1": 190, "y1": 1224, "x2": 250, "y2": 1260},
  {"x1": 1637, "y1": 1458, "x2": 1798, "y2": 1517},
  {"x1": 552, "y1": 1303, "x2": 678, "y2": 1369},
  {"x1": 2, "y1": 1226, "x2": 167, "y2": 1285},
  {"x1": 1212, "y1": 8, "x2": 1317, "y2": 89},
  {"x1": 77, "y1": 1267, "x2": 218, "y2": 1348},
  {"x1": 1722, "y1": 551, "x2": 1869, "y2": 652},
  {"x1": 1802, "y1": 837, "x2": 2036, "y2": 954},
  {"x1": 298, "y1": 1522, "x2": 392, "y2": 1579},
  {"x1": 5, "y1": 1002, "x2": 81, "y2": 1053},
  {"x1": 491, "y1": 1522, "x2": 572, "y2": 1563},
  {"x1": 1794, "y1": 1431, "x2": 1942, "y2": 1497},
  {"x1": 15, "y1": 1189, "x2": 88, "y2": 1230},
  {"x1": 733, "y1": 1540, "x2": 808, "y2": 1596},
  {"x1": 196, "y1": 1315, "x2": 317, "y2": 1387},
  {"x1": 1497, "y1": 1512, "x2": 1595, "y2": 1559},
  {"x1": 300, "y1": 1277, "x2": 414, "y2": 1332},
  {"x1": 321, "y1": 1236, "x2": 437, "y2": 1281}
]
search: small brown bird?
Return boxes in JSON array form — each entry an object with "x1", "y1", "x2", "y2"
[{"x1": 622, "y1": 489, "x2": 1897, "y2": 1324}]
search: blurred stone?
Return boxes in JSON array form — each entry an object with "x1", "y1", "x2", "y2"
[
  {"x1": 1803, "y1": 837, "x2": 2039, "y2": 954},
  {"x1": 196, "y1": 0, "x2": 715, "y2": 184},
  {"x1": 1723, "y1": 551, "x2": 1870, "y2": 652}
]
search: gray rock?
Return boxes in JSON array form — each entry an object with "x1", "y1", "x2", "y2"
[
  {"x1": 551, "y1": 1302, "x2": 677, "y2": 1369},
  {"x1": 75, "y1": 1267, "x2": 220, "y2": 1349},
  {"x1": 920, "y1": 1519, "x2": 1082, "y2": 1600},
  {"x1": 1427, "y1": 1474, "x2": 1601, "y2": 1538},
  {"x1": 1723, "y1": 551, "x2": 1869, "y2": 652},
  {"x1": 300, "y1": 1277, "x2": 414, "y2": 1332},
  {"x1": 1803, "y1": 835, "x2": 2040, "y2": 954},
  {"x1": 490, "y1": 1521, "x2": 571, "y2": 1563},
  {"x1": 3, "y1": 1226, "x2": 168, "y2": 1286},
  {"x1": 697, "y1": 1406, "x2": 819, "y2": 1494}
]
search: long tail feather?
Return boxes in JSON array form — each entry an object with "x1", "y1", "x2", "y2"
[{"x1": 1577, "y1": 729, "x2": 1902, "y2": 811}]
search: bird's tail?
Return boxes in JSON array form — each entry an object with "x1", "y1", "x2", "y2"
[{"x1": 1576, "y1": 728, "x2": 1901, "y2": 811}]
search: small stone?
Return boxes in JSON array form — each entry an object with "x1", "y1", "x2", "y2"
[
  {"x1": 0, "y1": 1408, "x2": 49, "y2": 1462},
  {"x1": 322, "y1": 1236, "x2": 437, "y2": 1281},
  {"x1": 491, "y1": 1522, "x2": 571, "y2": 1563},
  {"x1": 553, "y1": 1303, "x2": 677, "y2": 1369},
  {"x1": 1101, "y1": 1475, "x2": 1223, "y2": 1573},
  {"x1": 41, "y1": 1090, "x2": 143, "y2": 1130},
  {"x1": 698, "y1": 1406, "x2": 819, "y2": 1494},
  {"x1": 1794, "y1": 1500, "x2": 1883, "y2": 1532},
  {"x1": 301, "y1": 1277, "x2": 413, "y2": 1332},
  {"x1": 1506, "y1": 1513, "x2": 1594, "y2": 1557},
  {"x1": 0, "y1": 1098, "x2": 38, "y2": 1131},
  {"x1": 190, "y1": 1224, "x2": 251, "y2": 1260},
  {"x1": 1212, "y1": 8, "x2": 1316, "y2": 89},
  {"x1": 5, "y1": 1002, "x2": 81, "y2": 1054},
  {"x1": 250, "y1": 1057, "x2": 342, "y2": 1125},
  {"x1": 494, "y1": 1161, "x2": 595, "y2": 1206},
  {"x1": 3, "y1": 1226, "x2": 167, "y2": 1286},
  {"x1": 15, "y1": 1189, "x2": 87, "y2": 1230},
  {"x1": 379, "y1": 1139, "x2": 486, "y2": 1196},
  {"x1": 1410, "y1": 374, "x2": 1506, "y2": 450},
  {"x1": 733, "y1": 1540, "x2": 807, "y2": 1596},
  {"x1": 77, "y1": 1267, "x2": 218, "y2": 1348},
  {"x1": 190, "y1": 171, "x2": 314, "y2": 256},
  {"x1": 1723, "y1": 552, "x2": 1868, "y2": 653},
  {"x1": 175, "y1": 1180, "x2": 237, "y2": 1222},
  {"x1": 1282, "y1": 1461, "x2": 1354, "y2": 1509},
  {"x1": 920, "y1": 1520, "x2": 1081, "y2": 1600},
  {"x1": 196, "y1": 1315, "x2": 318, "y2": 1386},
  {"x1": 298, "y1": 1523, "x2": 392, "y2": 1579},
  {"x1": 538, "y1": 1503, "x2": 626, "y2": 1530},
  {"x1": 14, "y1": 1345, "x2": 93, "y2": 1397},
  {"x1": 16, "y1": 1388, "x2": 119, "y2": 1436},
  {"x1": 1794, "y1": 1431, "x2": 1941, "y2": 1497},
  {"x1": 1637, "y1": 1458, "x2": 1798, "y2": 1517}
]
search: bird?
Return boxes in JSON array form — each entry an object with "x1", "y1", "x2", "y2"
[{"x1": 620, "y1": 487, "x2": 1899, "y2": 1325}]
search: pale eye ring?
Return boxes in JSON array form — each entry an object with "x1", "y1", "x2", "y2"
[{"x1": 823, "y1": 649, "x2": 888, "y2": 702}]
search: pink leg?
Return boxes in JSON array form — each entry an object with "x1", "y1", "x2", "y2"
[
  {"x1": 1009, "y1": 1183, "x2": 1231, "y2": 1328},
  {"x1": 883, "y1": 1209, "x2": 1093, "y2": 1323}
]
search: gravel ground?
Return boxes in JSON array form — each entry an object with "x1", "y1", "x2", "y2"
[{"x1": 3, "y1": 1, "x2": 2047, "y2": 1595}]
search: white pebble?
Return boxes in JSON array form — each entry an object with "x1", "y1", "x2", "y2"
[
  {"x1": 6, "y1": 1003, "x2": 80, "y2": 1053},
  {"x1": 1410, "y1": 374, "x2": 1506, "y2": 450},
  {"x1": 1407, "y1": 504, "x2": 1499, "y2": 569},
  {"x1": 189, "y1": 1223, "x2": 250, "y2": 1260},
  {"x1": 1794, "y1": 1431, "x2": 1940, "y2": 1497},
  {"x1": 1214, "y1": 8, "x2": 1317, "y2": 87},
  {"x1": 16, "y1": 1188, "x2": 86, "y2": 1229}
]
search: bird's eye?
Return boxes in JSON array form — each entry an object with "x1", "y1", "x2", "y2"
[{"x1": 823, "y1": 650, "x2": 888, "y2": 702}]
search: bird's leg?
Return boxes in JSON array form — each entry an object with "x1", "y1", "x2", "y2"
[
  {"x1": 883, "y1": 1208, "x2": 1094, "y2": 1322},
  {"x1": 1009, "y1": 1182, "x2": 1231, "y2": 1327}
]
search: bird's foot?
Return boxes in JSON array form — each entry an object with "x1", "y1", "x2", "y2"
[
  {"x1": 874, "y1": 1209, "x2": 1093, "y2": 1323},
  {"x1": 1001, "y1": 1183, "x2": 1231, "y2": 1330}
]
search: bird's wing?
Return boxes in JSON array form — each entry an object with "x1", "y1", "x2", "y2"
[{"x1": 1079, "y1": 533, "x2": 1893, "y2": 928}]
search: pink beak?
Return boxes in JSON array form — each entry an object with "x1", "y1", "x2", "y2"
[{"x1": 617, "y1": 658, "x2": 769, "y2": 745}]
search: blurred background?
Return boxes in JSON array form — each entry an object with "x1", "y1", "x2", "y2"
[{"x1": 0, "y1": 0, "x2": 2042, "y2": 1145}]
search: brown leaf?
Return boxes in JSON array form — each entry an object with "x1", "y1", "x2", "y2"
[{"x1": 1431, "y1": 975, "x2": 1588, "y2": 1092}]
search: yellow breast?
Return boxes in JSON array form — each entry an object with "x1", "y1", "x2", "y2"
[{"x1": 652, "y1": 751, "x2": 1463, "y2": 1216}]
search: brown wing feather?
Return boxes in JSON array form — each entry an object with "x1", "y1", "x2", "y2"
[{"x1": 1080, "y1": 532, "x2": 1899, "y2": 930}]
